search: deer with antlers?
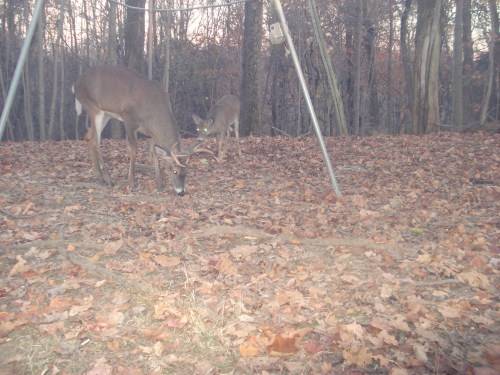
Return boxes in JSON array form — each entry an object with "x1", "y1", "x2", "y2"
[{"x1": 73, "y1": 65, "x2": 210, "y2": 196}]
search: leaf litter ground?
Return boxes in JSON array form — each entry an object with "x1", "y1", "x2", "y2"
[{"x1": 0, "y1": 133, "x2": 498, "y2": 375}]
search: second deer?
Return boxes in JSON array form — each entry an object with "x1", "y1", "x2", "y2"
[{"x1": 192, "y1": 95, "x2": 242, "y2": 161}]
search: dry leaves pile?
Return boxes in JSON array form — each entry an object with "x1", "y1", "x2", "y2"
[{"x1": 0, "y1": 133, "x2": 498, "y2": 374}]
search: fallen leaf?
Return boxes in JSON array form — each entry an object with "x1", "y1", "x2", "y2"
[
  {"x1": 219, "y1": 255, "x2": 238, "y2": 276},
  {"x1": 342, "y1": 347, "x2": 372, "y2": 367},
  {"x1": 239, "y1": 338, "x2": 261, "y2": 357},
  {"x1": 154, "y1": 255, "x2": 181, "y2": 267},
  {"x1": 8, "y1": 255, "x2": 28, "y2": 277}
]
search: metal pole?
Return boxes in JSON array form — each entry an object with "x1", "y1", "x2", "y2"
[
  {"x1": 271, "y1": 0, "x2": 342, "y2": 197},
  {"x1": 0, "y1": 0, "x2": 45, "y2": 140}
]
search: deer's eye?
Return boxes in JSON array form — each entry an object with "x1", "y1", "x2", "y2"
[
  {"x1": 203, "y1": 128, "x2": 208, "y2": 133},
  {"x1": 173, "y1": 169, "x2": 178, "y2": 175}
]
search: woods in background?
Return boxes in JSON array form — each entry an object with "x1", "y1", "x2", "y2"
[{"x1": 0, "y1": 0, "x2": 498, "y2": 141}]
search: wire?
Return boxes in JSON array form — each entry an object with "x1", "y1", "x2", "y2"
[{"x1": 108, "y1": 0, "x2": 248, "y2": 12}]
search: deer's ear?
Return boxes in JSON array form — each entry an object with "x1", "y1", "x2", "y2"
[
  {"x1": 192, "y1": 114, "x2": 202, "y2": 125},
  {"x1": 208, "y1": 119, "x2": 214, "y2": 126},
  {"x1": 154, "y1": 145, "x2": 169, "y2": 157}
]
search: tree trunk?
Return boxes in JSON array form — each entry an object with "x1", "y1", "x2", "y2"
[
  {"x1": 48, "y1": 0, "x2": 65, "y2": 140},
  {"x1": 462, "y1": 0, "x2": 473, "y2": 126},
  {"x1": 307, "y1": 0, "x2": 347, "y2": 136},
  {"x1": 388, "y1": 0, "x2": 394, "y2": 133},
  {"x1": 240, "y1": 0, "x2": 263, "y2": 136},
  {"x1": 37, "y1": 8, "x2": 45, "y2": 140},
  {"x1": 22, "y1": 69, "x2": 34, "y2": 141},
  {"x1": 108, "y1": 0, "x2": 124, "y2": 139},
  {"x1": 59, "y1": 57, "x2": 65, "y2": 140},
  {"x1": 452, "y1": 0, "x2": 464, "y2": 128},
  {"x1": 480, "y1": 0, "x2": 499, "y2": 124},
  {"x1": 400, "y1": 0, "x2": 413, "y2": 133},
  {"x1": 363, "y1": 2, "x2": 379, "y2": 135},
  {"x1": 352, "y1": 0, "x2": 363, "y2": 135},
  {"x1": 125, "y1": 0, "x2": 146, "y2": 73},
  {"x1": 411, "y1": 0, "x2": 441, "y2": 134}
]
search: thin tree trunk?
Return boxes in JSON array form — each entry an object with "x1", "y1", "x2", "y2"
[
  {"x1": 162, "y1": 4, "x2": 172, "y2": 91},
  {"x1": 48, "y1": 0, "x2": 64, "y2": 140},
  {"x1": 59, "y1": 56, "x2": 65, "y2": 140},
  {"x1": 462, "y1": 0, "x2": 473, "y2": 126},
  {"x1": 22, "y1": 70, "x2": 34, "y2": 141},
  {"x1": 400, "y1": 0, "x2": 413, "y2": 133},
  {"x1": 240, "y1": 0, "x2": 263, "y2": 136},
  {"x1": 352, "y1": 0, "x2": 363, "y2": 135},
  {"x1": 48, "y1": 42, "x2": 59, "y2": 139},
  {"x1": 0, "y1": 62, "x2": 14, "y2": 140},
  {"x1": 37, "y1": 7, "x2": 45, "y2": 140},
  {"x1": 480, "y1": 0, "x2": 499, "y2": 125},
  {"x1": 363, "y1": 3, "x2": 379, "y2": 135},
  {"x1": 388, "y1": 0, "x2": 394, "y2": 133},
  {"x1": 452, "y1": 0, "x2": 464, "y2": 128},
  {"x1": 108, "y1": 0, "x2": 124, "y2": 139},
  {"x1": 307, "y1": 0, "x2": 347, "y2": 136}
]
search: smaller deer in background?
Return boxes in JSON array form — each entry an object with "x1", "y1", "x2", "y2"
[{"x1": 192, "y1": 95, "x2": 242, "y2": 161}]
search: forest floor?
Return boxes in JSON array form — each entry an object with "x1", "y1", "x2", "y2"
[{"x1": 0, "y1": 133, "x2": 498, "y2": 375}]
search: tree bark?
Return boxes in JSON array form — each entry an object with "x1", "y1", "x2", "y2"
[
  {"x1": 452, "y1": 0, "x2": 464, "y2": 128},
  {"x1": 462, "y1": 0, "x2": 473, "y2": 126},
  {"x1": 363, "y1": 2, "x2": 379, "y2": 135},
  {"x1": 411, "y1": 0, "x2": 441, "y2": 134},
  {"x1": 400, "y1": 0, "x2": 413, "y2": 133},
  {"x1": 307, "y1": 0, "x2": 347, "y2": 136},
  {"x1": 37, "y1": 7, "x2": 45, "y2": 140},
  {"x1": 480, "y1": 0, "x2": 499, "y2": 124},
  {"x1": 240, "y1": 0, "x2": 263, "y2": 136},
  {"x1": 388, "y1": 0, "x2": 394, "y2": 133},
  {"x1": 352, "y1": 0, "x2": 362, "y2": 135},
  {"x1": 125, "y1": 0, "x2": 146, "y2": 73}
]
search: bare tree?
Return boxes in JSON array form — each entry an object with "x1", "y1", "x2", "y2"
[
  {"x1": 480, "y1": 0, "x2": 499, "y2": 124},
  {"x1": 307, "y1": 0, "x2": 347, "y2": 136},
  {"x1": 411, "y1": 0, "x2": 441, "y2": 134},
  {"x1": 352, "y1": 0, "x2": 362, "y2": 135},
  {"x1": 400, "y1": 0, "x2": 413, "y2": 133},
  {"x1": 36, "y1": 5, "x2": 45, "y2": 140},
  {"x1": 462, "y1": 0, "x2": 473, "y2": 126},
  {"x1": 240, "y1": 0, "x2": 263, "y2": 136},
  {"x1": 452, "y1": 0, "x2": 464, "y2": 128},
  {"x1": 125, "y1": 0, "x2": 146, "y2": 72}
]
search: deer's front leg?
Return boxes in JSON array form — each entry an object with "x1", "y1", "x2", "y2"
[
  {"x1": 233, "y1": 119, "x2": 242, "y2": 157},
  {"x1": 216, "y1": 132, "x2": 225, "y2": 162},
  {"x1": 125, "y1": 122, "x2": 138, "y2": 190},
  {"x1": 149, "y1": 139, "x2": 164, "y2": 191}
]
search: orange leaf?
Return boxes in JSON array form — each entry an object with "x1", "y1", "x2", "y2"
[
  {"x1": 234, "y1": 180, "x2": 245, "y2": 189},
  {"x1": 267, "y1": 333, "x2": 298, "y2": 357},
  {"x1": 239, "y1": 338, "x2": 261, "y2": 357}
]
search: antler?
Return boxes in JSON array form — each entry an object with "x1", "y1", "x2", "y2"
[
  {"x1": 190, "y1": 142, "x2": 217, "y2": 158},
  {"x1": 169, "y1": 141, "x2": 188, "y2": 168}
]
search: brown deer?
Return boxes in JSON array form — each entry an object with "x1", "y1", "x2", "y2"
[
  {"x1": 192, "y1": 95, "x2": 242, "y2": 161},
  {"x1": 73, "y1": 65, "x2": 208, "y2": 196}
]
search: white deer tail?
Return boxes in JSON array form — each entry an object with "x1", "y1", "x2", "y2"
[{"x1": 72, "y1": 85, "x2": 83, "y2": 116}]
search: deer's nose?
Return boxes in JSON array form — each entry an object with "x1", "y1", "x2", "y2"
[{"x1": 177, "y1": 191, "x2": 185, "y2": 197}]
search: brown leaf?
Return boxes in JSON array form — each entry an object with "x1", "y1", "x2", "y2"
[
  {"x1": 103, "y1": 240, "x2": 124, "y2": 255},
  {"x1": 239, "y1": 337, "x2": 261, "y2": 357},
  {"x1": 8, "y1": 255, "x2": 28, "y2": 277},
  {"x1": 219, "y1": 255, "x2": 238, "y2": 276},
  {"x1": 342, "y1": 347, "x2": 372, "y2": 367},
  {"x1": 154, "y1": 255, "x2": 181, "y2": 268}
]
